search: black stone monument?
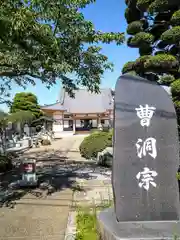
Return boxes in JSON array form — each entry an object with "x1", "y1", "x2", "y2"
[{"x1": 98, "y1": 74, "x2": 180, "y2": 240}]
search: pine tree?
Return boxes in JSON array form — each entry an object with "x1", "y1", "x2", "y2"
[{"x1": 122, "y1": 0, "x2": 180, "y2": 130}]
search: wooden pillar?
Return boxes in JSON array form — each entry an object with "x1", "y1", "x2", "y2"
[
  {"x1": 96, "y1": 114, "x2": 99, "y2": 128},
  {"x1": 98, "y1": 114, "x2": 101, "y2": 125},
  {"x1": 62, "y1": 112, "x2": 64, "y2": 131},
  {"x1": 73, "y1": 118, "x2": 76, "y2": 134}
]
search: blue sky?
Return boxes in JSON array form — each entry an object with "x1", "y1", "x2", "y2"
[{"x1": 1, "y1": 0, "x2": 139, "y2": 112}]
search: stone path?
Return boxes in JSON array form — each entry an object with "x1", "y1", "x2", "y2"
[
  {"x1": 0, "y1": 189, "x2": 72, "y2": 240},
  {"x1": 0, "y1": 163, "x2": 112, "y2": 240},
  {"x1": 0, "y1": 165, "x2": 75, "y2": 240},
  {"x1": 22, "y1": 135, "x2": 87, "y2": 164},
  {"x1": 65, "y1": 165, "x2": 112, "y2": 239},
  {"x1": 24, "y1": 135, "x2": 85, "y2": 155},
  {"x1": 0, "y1": 135, "x2": 112, "y2": 240},
  {"x1": 73, "y1": 166, "x2": 112, "y2": 206}
]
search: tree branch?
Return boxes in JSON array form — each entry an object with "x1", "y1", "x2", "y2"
[
  {"x1": 53, "y1": 11, "x2": 60, "y2": 36},
  {"x1": 0, "y1": 71, "x2": 26, "y2": 77}
]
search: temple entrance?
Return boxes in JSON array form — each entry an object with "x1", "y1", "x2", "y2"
[
  {"x1": 75, "y1": 119, "x2": 97, "y2": 132},
  {"x1": 63, "y1": 119, "x2": 73, "y2": 131},
  {"x1": 81, "y1": 119, "x2": 92, "y2": 129}
]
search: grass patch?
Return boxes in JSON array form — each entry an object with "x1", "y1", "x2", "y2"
[
  {"x1": 75, "y1": 200, "x2": 113, "y2": 240},
  {"x1": 76, "y1": 209, "x2": 98, "y2": 240}
]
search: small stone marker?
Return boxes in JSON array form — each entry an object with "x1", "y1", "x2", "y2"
[
  {"x1": 97, "y1": 74, "x2": 180, "y2": 240},
  {"x1": 19, "y1": 159, "x2": 38, "y2": 187}
]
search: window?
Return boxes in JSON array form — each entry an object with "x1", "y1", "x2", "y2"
[
  {"x1": 64, "y1": 114, "x2": 70, "y2": 118},
  {"x1": 101, "y1": 120, "x2": 105, "y2": 124}
]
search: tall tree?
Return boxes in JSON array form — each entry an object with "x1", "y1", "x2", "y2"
[
  {"x1": 10, "y1": 92, "x2": 42, "y2": 119},
  {"x1": 0, "y1": 0, "x2": 124, "y2": 102},
  {"x1": 122, "y1": 0, "x2": 180, "y2": 130}
]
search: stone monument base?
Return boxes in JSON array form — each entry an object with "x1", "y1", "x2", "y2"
[{"x1": 97, "y1": 208, "x2": 180, "y2": 240}]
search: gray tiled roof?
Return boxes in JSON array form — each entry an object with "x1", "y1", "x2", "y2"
[
  {"x1": 41, "y1": 102, "x2": 66, "y2": 111},
  {"x1": 61, "y1": 88, "x2": 113, "y2": 113},
  {"x1": 41, "y1": 88, "x2": 113, "y2": 113}
]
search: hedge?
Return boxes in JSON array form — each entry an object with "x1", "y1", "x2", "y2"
[{"x1": 79, "y1": 130, "x2": 113, "y2": 159}]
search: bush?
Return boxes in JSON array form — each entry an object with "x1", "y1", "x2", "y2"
[
  {"x1": 79, "y1": 130, "x2": 113, "y2": 159},
  {"x1": 41, "y1": 139, "x2": 51, "y2": 146},
  {"x1": 0, "y1": 154, "x2": 13, "y2": 173},
  {"x1": 90, "y1": 129, "x2": 99, "y2": 134}
]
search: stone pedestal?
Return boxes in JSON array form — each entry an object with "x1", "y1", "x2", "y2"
[{"x1": 98, "y1": 208, "x2": 180, "y2": 240}]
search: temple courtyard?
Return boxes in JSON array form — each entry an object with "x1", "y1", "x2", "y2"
[{"x1": 0, "y1": 135, "x2": 112, "y2": 240}]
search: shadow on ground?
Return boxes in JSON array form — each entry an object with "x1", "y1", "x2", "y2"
[
  {"x1": 0, "y1": 158, "x2": 111, "y2": 208},
  {"x1": 22, "y1": 149, "x2": 70, "y2": 162}
]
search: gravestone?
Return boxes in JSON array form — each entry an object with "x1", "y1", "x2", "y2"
[{"x1": 98, "y1": 74, "x2": 180, "y2": 240}]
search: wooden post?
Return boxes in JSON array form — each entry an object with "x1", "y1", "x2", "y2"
[{"x1": 73, "y1": 117, "x2": 76, "y2": 134}]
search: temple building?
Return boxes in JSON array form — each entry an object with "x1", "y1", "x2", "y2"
[{"x1": 41, "y1": 88, "x2": 114, "y2": 138}]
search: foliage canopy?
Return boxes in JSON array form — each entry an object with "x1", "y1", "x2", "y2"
[
  {"x1": 0, "y1": 0, "x2": 124, "y2": 102},
  {"x1": 10, "y1": 92, "x2": 42, "y2": 119},
  {"x1": 123, "y1": 0, "x2": 180, "y2": 128}
]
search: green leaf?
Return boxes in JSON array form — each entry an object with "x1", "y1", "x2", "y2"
[
  {"x1": 144, "y1": 54, "x2": 179, "y2": 73},
  {"x1": 7, "y1": 111, "x2": 34, "y2": 123},
  {"x1": 148, "y1": 0, "x2": 179, "y2": 13},
  {"x1": 124, "y1": 0, "x2": 180, "y2": 132},
  {"x1": 0, "y1": 0, "x2": 125, "y2": 103},
  {"x1": 122, "y1": 61, "x2": 135, "y2": 74},
  {"x1": 159, "y1": 74, "x2": 175, "y2": 85},
  {"x1": 171, "y1": 79, "x2": 180, "y2": 109},
  {"x1": 171, "y1": 79, "x2": 180, "y2": 96},
  {"x1": 148, "y1": 0, "x2": 168, "y2": 13},
  {"x1": 139, "y1": 45, "x2": 153, "y2": 55},
  {"x1": 137, "y1": 0, "x2": 154, "y2": 11},
  {"x1": 127, "y1": 21, "x2": 143, "y2": 35},
  {"x1": 133, "y1": 55, "x2": 151, "y2": 73},
  {"x1": 161, "y1": 26, "x2": 180, "y2": 44},
  {"x1": 10, "y1": 92, "x2": 42, "y2": 119},
  {"x1": 124, "y1": 7, "x2": 141, "y2": 24},
  {"x1": 171, "y1": 10, "x2": 180, "y2": 26},
  {"x1": 129, "y1": 32, "x2": 154, "y2": 47}
]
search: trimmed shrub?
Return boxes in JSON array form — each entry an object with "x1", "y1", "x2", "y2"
[{"x1": 79, "y1": 130, "x2": 113, "y2": 159}]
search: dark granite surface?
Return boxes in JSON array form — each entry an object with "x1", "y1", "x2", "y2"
[{"x1": 113, "y1": 74, "x2": 180, "y2": 222}]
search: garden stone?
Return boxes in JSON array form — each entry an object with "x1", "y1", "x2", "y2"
[
  {"x1": 97, "y1": 74, "x2": 180, "y2": 240},
  {"x1": 97, "y1": 147, "x2": 113, "y2": 167}
]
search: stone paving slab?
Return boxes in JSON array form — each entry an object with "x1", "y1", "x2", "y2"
[
  {"x1": 73, "y1": 169, "x2": 113, "y2": 206},
  {"x1": 0, "y1": 189, "x2": 73, "y2": 240},
  {"x1": 15, "y1": 199, "x2": 72, "y2": 207},
  {"x1": 21, "y1": 189, "x2": 73, "y2": 199},
  {"x1": 0, "y1": 204, "x2": 69, "y2": 240},
  {"x1": 74, "y1": 185, "x2": 113, "y2": 206},
  {"x1": 66, "y1": 151, "x2": 87, "y2": 162},
  {"x1": 24, "y1": 136, "x2": 85, "y2": 155}
]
